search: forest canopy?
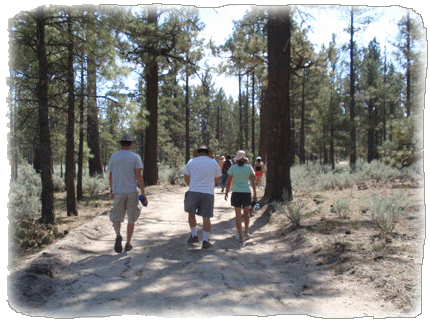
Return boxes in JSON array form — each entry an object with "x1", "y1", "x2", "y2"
[{"x1": 7, "y1": 4, "x2": 426, "y2": 222}]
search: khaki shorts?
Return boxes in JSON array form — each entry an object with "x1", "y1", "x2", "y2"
[{"x1": 110, "y1": 192, "x2": 141, "y2": 224}]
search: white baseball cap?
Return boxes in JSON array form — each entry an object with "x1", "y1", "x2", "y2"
[{"x1": 235, "y1": 150, "x2": 246, "y2": 160}]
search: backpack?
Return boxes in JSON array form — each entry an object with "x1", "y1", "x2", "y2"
[{"x1": 222, "y1": 160, "x2": 231, "y2": 173}]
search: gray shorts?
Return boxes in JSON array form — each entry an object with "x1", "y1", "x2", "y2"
[
  {"x1": 110, "y1": 192, "x2": 141, "y2": 224},
  {"x1": 184, "y1": 191, "x2": 214, "y2": 218}
]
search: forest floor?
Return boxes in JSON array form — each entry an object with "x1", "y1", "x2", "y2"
[{"x1": 7, "y1": 177, "x2": 426, "y2": 319}]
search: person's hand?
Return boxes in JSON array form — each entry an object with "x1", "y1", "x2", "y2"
[
  {"x1": 224, "y1": 192, "x2": 228, "y2": 201},
  {"x1": 110, "y1": 193, "x2": 114, "y2": 200}
]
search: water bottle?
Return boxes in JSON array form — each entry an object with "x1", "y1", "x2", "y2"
[{"x1": 139, "y1": 195, "x2": 148, "y2": 207}]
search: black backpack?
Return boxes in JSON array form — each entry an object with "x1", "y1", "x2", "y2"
[{"x1": 222, "y1": 160, "x2": 231, "y2": 173}]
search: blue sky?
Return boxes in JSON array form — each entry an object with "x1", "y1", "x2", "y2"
[{"x1": 194, "y1": 4, "x2": 423, "y2": 99}]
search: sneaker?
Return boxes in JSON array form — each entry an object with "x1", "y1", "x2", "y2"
[
  {"x1": 187, "y1": 234, "x2": 199, "y2": 244},
  {"x1": 236, "y1": 236, "x2": 244, "y2": 242},
  {"x1": 114, "y1": 235, "x2": 123, "y2": 253},
  {"x1": 202, "y1": 240, "x2": 212, "y2": 249},
  {"x1": 244, "y1": 232, "x2": 252, "y2": 240},
  {"x1": 124, "y1": 243, "x2": 133, "y2": 252}
]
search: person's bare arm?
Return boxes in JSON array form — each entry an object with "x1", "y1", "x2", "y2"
[
  {"x1": 224, "y1": 175, "x2": 233, "y2": 200},
  {"x1": 135, "y1": 169, "x2": 147, "y2": 203},
  {"x1": 109, "y1": 172, "x2": 114, "y2": 199},
  {"x1": 250, "y1": 174, "x2": 257, "y2": 201},
  {"x1": 184, "y1": 174, "x2": 191, "y2": 186}
]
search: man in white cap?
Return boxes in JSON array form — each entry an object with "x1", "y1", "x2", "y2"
[
  {"x1": 183, "y1": 144, "x2": 222, "y2": 248},
  {"x1": 108, "y1": 134, "x2": 147, "y2": 253}
]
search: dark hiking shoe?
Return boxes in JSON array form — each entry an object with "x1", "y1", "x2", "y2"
[
  {"x1": 202, "y1": 240, "x2": 212, "y2": 249},
  {"x1": 187, "y1": 234, "x2": 199, "y2": 244},
  {"x1": 114, "y1": 235, "x2": 123, "y2": 253},
  {"x1": 124, "y1": 243, "x2": 133, "y2": 252}
]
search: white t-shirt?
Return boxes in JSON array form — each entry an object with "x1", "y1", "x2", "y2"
[
  {"x1": 183, "y1": 156, "x2": 222, "y2": 195},
  {"x1": 108, "y1": 150, "x2": 143, "y2": 194}
]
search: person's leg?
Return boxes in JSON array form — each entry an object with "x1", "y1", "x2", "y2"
[
  {"x1": 126, "y1": 223, "x2": 134, "y2": 245},
  {"x1": 113, "y1": 221, "x2": 123, "y2": 253},
  {"x1": 113, "y1": 221, "x2": 121, "y2": 236},
  {"x1": 234, "y1": 207, "x2": 243, "y2": 240},
  {"x1": 110, "y1": 194, "x2": 126, "y2": 253},
  {"x1": 202, "y1": 216, "x2": 211, "y2": 248},
  {"x1": 123, "y1": 192, "x2": 142, "y2": 251},
  {"x1": 188, "y1": 212, "x2": 197, "y2": 228},
  {"x1": 187, "y1": 212, "x2": 199, "y2": 243},
  {"x1": 202, "y1": 216, "x2": 211, "y2": 235},
  {"x1": 243, "y1": 206, "x2": 251, "y2": 238}
]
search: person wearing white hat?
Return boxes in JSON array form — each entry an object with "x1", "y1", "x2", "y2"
[
  {"x1": 224, "y1": 150, "x2": 257, "y2": 242},
  {"x1": 183, "y1": 145, "x2": 222, "y2": 249},
  {"x1": 108, "y1": 134, "x2": 147, "y2": 253}
]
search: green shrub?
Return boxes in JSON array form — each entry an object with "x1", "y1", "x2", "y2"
[
  {"x1": 366, "y1": 192, "x2": 409, "y2": 236},
  {"x1": 274, "y1": 191, "x2": 306, "y2": 226},
  {"x1": 81, "y1": 174, "x2": 109, "y2": 196},
  {"x1": 9, "y1": 165, "x2": 42, "y2": 220},
  {"x1": 332, "y1": 197, "x2": 351, "y2": 218},
  {"x1": 290, "y1": 159, "x2": 423, "y2": 194}
]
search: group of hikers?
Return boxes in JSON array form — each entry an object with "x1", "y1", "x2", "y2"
[{"x1": 107, "y1": 134, "x2": 265, "y2": 252}]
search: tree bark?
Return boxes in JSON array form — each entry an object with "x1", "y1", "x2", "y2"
[
  {"x1": 65, "y1": 10, "x2": 78, "y2": 216},
  {"x1": 86, "y1": 10, "x2": 104, "y2": 177},
  {"x1": 185, "y1": 68, "x2": 190, "y2": 163},
  {"x1": 264, "y1": 6, "x2": 293, "y2": 202},
  {"x1": 349, "y1": 8, "x2": 357, "y2": 167},
  {"x1": 299, "y1": 70, "x2": 306, "y2": 164},
  {"x1": 77, "y1": 59, "x2": 85, "y2": 201},
  {"x1": 35, "y1": 6, "x2": 55, "y2": 224},
  {"x1": 251, "y1": 72, "x2": 255, "y2": 158},
  {"x1": 143, "y1": 6, "x2": 159, "y2": 185},
  {"x1": 258, "y1": 83, "x2": 269, "y2": 164}
]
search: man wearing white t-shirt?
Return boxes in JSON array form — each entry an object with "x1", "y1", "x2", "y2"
[{"x1": 183, "y1": 145, "x2": 222, "y2": 248}]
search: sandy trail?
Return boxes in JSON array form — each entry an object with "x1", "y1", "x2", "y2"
[{"x1": 8, "y1": 186, "x2": 404, "y2": 318}]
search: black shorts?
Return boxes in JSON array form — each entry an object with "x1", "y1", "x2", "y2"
[{"x1": 231, "y1": 192, "x2": 252, "y2": 208}]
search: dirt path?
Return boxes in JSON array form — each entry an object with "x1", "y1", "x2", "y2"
[{"x1": 8, "y1": 186, "x2": 414, "y2": 318}]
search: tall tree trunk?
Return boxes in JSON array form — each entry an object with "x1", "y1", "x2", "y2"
[
  {"x1": 245, "y1": 73, "x2": 249, "y2": 149},
  {"x1": 323, "y1": 124, "x2": 328, "y2": 164},
  {"x1": 251, "y1": 72, "x2": 255, "y2": 159},
  {"x1": 185, "y1": 68, "x2": 190, "y2": 163},
  {"x1": 238, "y1": 71, "x2": 243, "y2": 149},
  {"x1": 35, "y1": 6, "x2": 55, "y2": 224},
  {"x1": 265, "y1": 6, "x2": 292, "y2": 202},
  {"x1": 220, "y1": 101, "x2": 223, "y2": 150},
  {"x1": 258, "y1": 83, "x2": 269, "y2": 163},
  {"x1": 367, "y1": 104, "x2": 375, "y2": 163},
  {"x1": 86, "y1": 57, "x2": 103, "y2": 177},
  {"x1": 65, "y1": 10, "x2": 77, "y2": 216},
  {"x1": 77, "y1": 60, "x2": 85, "y2": 201},
  {"x1": 216, "y1": 106, "x2": 220, "y2": 142},
  {"x1": 329, "y1": 94, "x2": 335, "y2": 170},
  {"x1": 406, "y1": 11, "x2": 411, "y2": 117},
  {"x1": 299, "y1": 70, "x2": 306, "y2": 164},
  {"x1": 143, "y1": 6, "x2": 159, "y2": 185},
  {"x1": 349, "y1": 8, "x2": 357, "y2": 167},
  {"x1": 86, "y1": 10, "x2": 103, "y2": 177}
]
